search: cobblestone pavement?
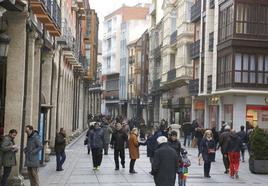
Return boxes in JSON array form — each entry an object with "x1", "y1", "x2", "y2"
[{"x1": 25, "y1": 134, "x2": 268, "y2": 186}]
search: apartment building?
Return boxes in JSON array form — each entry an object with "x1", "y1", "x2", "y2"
[
  {"x1": 102, "y1": 5, "x2": 150, "y2": 117},
  {"x1": 127, "y1": 31, "x2": 149, "y2": 122},
  {"x1": 190, "y1": 0, "x2": 268, "y2": 130},
  {"x1": 159, "y1": 0, "x2": 194, "y2": 124}
]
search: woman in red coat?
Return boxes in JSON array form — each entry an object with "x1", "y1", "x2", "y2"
[{"x1": 128, "y1": 128, "x2": 139, "y2": 173}]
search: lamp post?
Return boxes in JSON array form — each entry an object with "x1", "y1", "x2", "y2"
[{"x1": 0, "y1": 33, "x2": 10, "y2": 59}]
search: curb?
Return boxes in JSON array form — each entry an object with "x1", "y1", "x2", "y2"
[{"x1": 66, "y1": 130, "x2": 87, "y2": 149}]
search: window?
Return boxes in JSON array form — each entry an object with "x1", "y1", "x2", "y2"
[
  {"x1": 107, "y1": 38, "x2": 111, "y2": 50},
  {"x1": 217, "y1": 54, "x2": 232, "y2": 88},
  {"x1": 170, "y1": 10, "x2": 177, "y2": 33},
  {"x1": 170, "y1": 54, "x2": 175, "y2": 70},
  {"x1": 106, "y1": 79, "x2": 119, "y2": 90},
  {"x1": 219, "y1": 4, "x2": 234, "y2": 42},
  {"x1": 107, "y1": 20, "x2": 112, "y2": 32},
  {"x1": 235, "y1": 3, "x2": 268, "y2": 36},
  {"x1": 107, "y1": 56, "x2": 111, "y2": 69},
  {"x1": 234, "y1": 53, "x2": 268, "y2": 85}
]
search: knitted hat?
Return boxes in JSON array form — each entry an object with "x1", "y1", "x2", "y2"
[{"x1": 157, "y1": 136, "x2": 168, "y2": 144}]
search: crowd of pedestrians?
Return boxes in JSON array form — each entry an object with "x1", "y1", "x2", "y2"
[{"x1": 0, "y1": 113, "x2": 256, "y2": 186}]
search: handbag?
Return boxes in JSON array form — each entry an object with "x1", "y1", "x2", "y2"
[
  {"x1": 84, "y1": 138, "x2": 88, "y2": 145},
  {"x1": 208, "y1": 148, "x2": 216, "y2": 154}
]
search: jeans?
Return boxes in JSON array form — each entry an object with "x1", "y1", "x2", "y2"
[
  {"x1": 1, "y1": 167, "x2": 12, "y2": 186},
  {"x1": 222, "y1": 153, "x2": 230, "y2": 171},
  {"x1": 103, "y1": 144, "x2": 109, "y2": 155},
  {"x1": 56, "y1": 151, "x2": 66, "y2": 170},
  {"x1": 92, "y1": 148, "x2": 103, "y2": 167},
  {"x1": 183, "y1": 134, "x2": 191, "y2": 147},
  {"x1": 204, "y1": 161, "x2": 211, "y2": 176},
  {"x1": 129, "y1": 159, "x2": 136, "y2": 172},
  {"x1": 114, "y1": 149, "x2": 125, "y2": 168}
]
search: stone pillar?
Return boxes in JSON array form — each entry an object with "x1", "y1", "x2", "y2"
[
  {"x1": 78, "y1": 80, "x2": 84, "y2": 130},
  {"x1": 49, "y1": 48, "x2": 60, "y2": 151},
  {"x1": 41, "y1": 51, "x2": 53, "y2": 161},
  {"x1": 4, "y1": 12, "x2": 27, "y2": 185}
]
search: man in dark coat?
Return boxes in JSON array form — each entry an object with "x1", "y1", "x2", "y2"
[
  {"x1": 101, "y1": 121, "x2": 113, "y2": 155},
  {"x1": 24, "y1": 125, "x2": 43, "y2": 186},
  {"x1": 55, "y1": 128, "x2": 66, "y2": 171},
  {"x1": 152, "y1": 136, "x2": 179, "y2": 186},
  {"x1": 110, "y1": 123, "x2": 128, "y2": 170},
  {"x1": 236, "y1": 125, "x2": 247, "y2": 162},
  {"x1": 89, "y1": 122, "x2": 105, "y2": 170},
  {"x1": 1, "y1": 129, "x2": 19, "y2": 186},
  {"x1": 219, "y1": 125, "x2": 231, "y2": 174}
]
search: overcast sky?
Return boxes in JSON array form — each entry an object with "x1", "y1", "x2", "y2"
[{"x1": 89, "y1": 0, "x2": 151, "y2": 39}]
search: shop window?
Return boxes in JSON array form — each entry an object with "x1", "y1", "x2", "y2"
[{"x1": 224, "y1": 104, "x2": 233, "y2": 128}]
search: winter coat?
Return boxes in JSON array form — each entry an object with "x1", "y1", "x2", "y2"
[
  {"x1": 226, "y1": 134, "x2": 242, "y2": 153},
  {"x1": 128, "y1": 133, "x2": 139, "y2": 160},
  {"x1": 54, "y1": 132, "x2": 66, "y2": 153},
  {"x1": 89, "y1": 128, "x2": 105, "y2": 149},
  {"x1": 219, "y1": 131, "x2": 231, "y2": 154},
  {"x1": 24, "y1": 131, "x2": 43, "y2": 168},
  {"x1": 110, "y1": 129, "x2": 128, "y2": 150},
  {"x1": 152, "y1": 143, "x2": 179, "y2": 186},
  {"x1": 237, "y1": 130, "x2": 247, "y2": 143},
  {"x1": 200, "y1": 138, "x2": 215, "y2": 162},
  {"x1": 102, "y1": 124, "x2": 113, "y2": 144},
  {"x1": 1, "y1": 135, "x2": 17, "y2": 167},
  {"x1": 168, "y1": 139, "x2": 182, "y2": 160}
]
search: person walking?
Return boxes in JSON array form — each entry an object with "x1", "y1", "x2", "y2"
[
  {"x1": 89, "y1": 122, "x2": 105, "y2": 170},
  {"x1": 168, "y1": 130, "x2": 182, "y2": 159},
  {"x1": 128, "y1": 128, "x2": 139, "y2": 173},
  {"x1": 101, "y1": 120, "x2": 113, "y2": 155},
  {"x1": 227, "y1": 130, "x2": 242, "y2": 179},
  {"x1": 1, "y1": 129, "x2": 19, "y2": 186},
  {"x1": 55, "y1": 128, "x2": 66, "y2": 171},
  {"x1": 24, "y1": 125, "x2": 43, "y2": 186},
  {"x1": 219, "y1": 125, "x2": 231, "y2": 174},
  {"x1": 211, "y1": 127, "x2": 219, "y2": 162},
  {"x1": 110, "y1": 123, "x2": 128, "y2": 170},
  {"x1": 182, "y1": 123, "x2": 192, "y2": 147},
  {"x1": 200, "y1": 130, "x2": 216, "y2": 178},
  {"x1": 236, "y1": 125, "x2": 247, "y2": 162},
  {"x1": 177, "y1": 148, "x2": 191, "y2": 186},
  {"x1": 152, "y1": 136, "x2": 179, "y2": 186}
]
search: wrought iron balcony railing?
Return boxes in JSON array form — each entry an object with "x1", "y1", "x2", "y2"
[{"x1": 190, "y1": 40, "x2": 200, "y2": 59}]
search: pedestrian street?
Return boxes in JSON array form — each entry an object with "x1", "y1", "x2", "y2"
[{"x1": 25, "y1": 133, "x2": 268, "y2": 186}]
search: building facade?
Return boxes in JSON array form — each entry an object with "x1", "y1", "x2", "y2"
[
  {"x1": 0, "y1": 0, "x2": 98, "y2": 184},
  {"x1": 190, "y1": 0, "x2": 268, "y2": 130},
  {"x1": 127, "y1": 31, "x2": 150, "y2": 123},
  {"x1": 102, "y1": 5, "x2": 150, "y2": 117}
]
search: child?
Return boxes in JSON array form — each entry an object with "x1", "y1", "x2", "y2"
[{"x1": 178, "y1": 148, "x2": 191, "y2": 186}]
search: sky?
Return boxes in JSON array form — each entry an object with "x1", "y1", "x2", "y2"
[{"x1": 89, "y1": 0, "x2": 151, "y2": 39}]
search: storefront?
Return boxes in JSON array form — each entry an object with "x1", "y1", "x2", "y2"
[
  {"x1": 246, "y1": 105, "x2": 268, "y2": 129},
  {"x1": 193, "y1": 100, "x2": 205, "y2": 128}
]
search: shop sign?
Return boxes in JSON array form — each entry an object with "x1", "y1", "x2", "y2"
[
  {"x1": 194, "y1": 101, "x2": 204, "y2": 110},
  {"x1": 258, "y1": 111, "x2": 268, "y2": 129}
]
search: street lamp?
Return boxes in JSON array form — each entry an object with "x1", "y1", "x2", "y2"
[{"x1": 0, "y1": 33, "x2": 10, "y2": 58}]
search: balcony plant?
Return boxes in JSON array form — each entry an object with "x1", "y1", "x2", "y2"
[{"x1": 249, "y1": 127, "x2": 268, "y2": 174}]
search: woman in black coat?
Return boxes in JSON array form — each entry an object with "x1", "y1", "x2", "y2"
[{"x1": 200, "y1": 130, "x2": 216, "y2": 178}]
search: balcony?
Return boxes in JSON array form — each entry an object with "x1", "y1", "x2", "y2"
[
  {"x1": 209, "y1": 0, "x2": 215, "y2": 8},
  {"x1": 190, "y1": 40, "x2": 200, "y2": 59},
  {"x1": 170, "y1": 30, "x2": 177, "y2": 45},
  {"x1": 167, "y1": 69, "x2": 176, "y2": 81},
  {"x1": 190, "y1": 0, "x2": 201, "y2": 22},
  {"x1": 209, "y1": 32, "x2": 214, "y2": 51},
  {"x1": 189, "y1": 79, "x2": 199, "y2": 96},
  {"x1": 103, "y1": 90, "x2": 119, "y2": 100},
  {"x1": 153, "y1": 79, "x2": 161, "y2": 90},
  {"x1": 30, "y1": 0, "x2": 61, "y2": 36},
  {"x1": 207, "y1": 75, "x2": 212, "y2": 94}
]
